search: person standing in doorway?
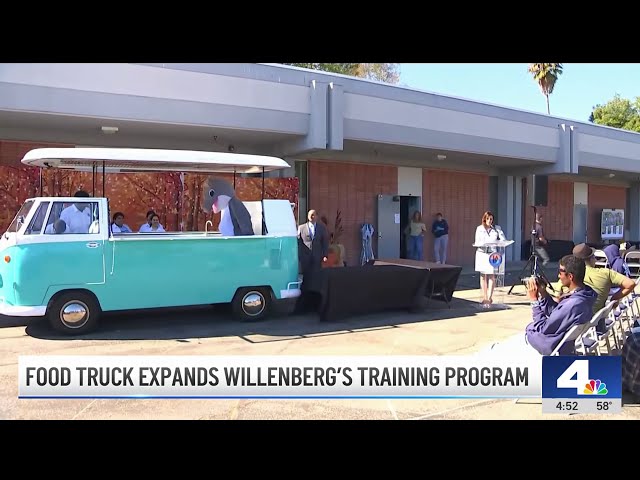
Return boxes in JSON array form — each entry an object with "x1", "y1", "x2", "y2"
[
  {"x1": 405, "y1": 210, "x2": 427, "y2": 260},
  {"x1": 432, "y1": 212, "x2": 449, "y2": 264}
]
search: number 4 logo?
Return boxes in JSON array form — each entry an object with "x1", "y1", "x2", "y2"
[{"x1": 556, "y1": 359, "x2": 590, "y2": 395}]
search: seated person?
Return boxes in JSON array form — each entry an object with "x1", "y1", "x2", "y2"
[
  {"x1": 111, "y1": 212, "x2": 132, "y2": 233},
  {"x1": 59, "y1": 190, "x2": 92, "y2": 234},
  {"x1": 139, "y1": 210, "x2": 161, "y2": 229},
  {"x1": 45, "y1": 219, "x2": 67, "y2": 234},
  {"x1": 139, "y1": 210, "x2": 164, "y2": 232},
  {"x1": 139, "y1": 213, "x2": 165, "y2": 233},
  {"x1": 603, "y1": 243, "x2": 628, "y2": 275},
  {"x1": 548, "y1": 243, "x2": 635, "y2": 333},
  {"x1": 485, "y1": 255, "x2": 597, "y2": 357},
  {"x1": 53, "y1": 219, "x2": 67, "y2": 234}
]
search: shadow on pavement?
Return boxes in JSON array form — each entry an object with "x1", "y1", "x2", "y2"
[{"x1": 17, "y1": 296, "x2": 489, "y2": 342}]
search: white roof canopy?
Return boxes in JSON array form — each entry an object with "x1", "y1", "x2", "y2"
[{"x1": 21, "y1": 147, "x2": 291, "y2": 174}]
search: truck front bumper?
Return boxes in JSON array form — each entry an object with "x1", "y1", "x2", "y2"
[{"x1": 0, "y1": 297, "x2": 46, "y2": 317}]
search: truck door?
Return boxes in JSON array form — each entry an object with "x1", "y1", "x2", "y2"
[{"x1": 41, "y1": 199, "x2": 106, "y2": 286}]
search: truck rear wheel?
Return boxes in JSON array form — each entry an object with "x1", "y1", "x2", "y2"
[
  {"x1": 48, "y1": 291, "x2": 101, "y2": 335},
  {"x1": 231, "y1": 287, "x2": 271, "y2": 322}
]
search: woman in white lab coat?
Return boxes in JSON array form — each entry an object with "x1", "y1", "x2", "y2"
[{"x1": 475, "y1": 211, "x2": 506, "y2": 308}]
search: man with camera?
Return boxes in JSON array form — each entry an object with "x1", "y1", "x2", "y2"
[{"x1": 486, "y1": 255, "x2": 597, "y2": 356}]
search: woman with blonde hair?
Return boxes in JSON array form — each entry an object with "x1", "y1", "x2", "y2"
[
  {"x1": 474, "y1": 211, "x2": 506, "y2": 308},
  {"x1": 404, "y1": 210, "x2": 427, "y2": 260}
]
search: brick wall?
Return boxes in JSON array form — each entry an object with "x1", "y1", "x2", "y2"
[
  {"x1": 0, "y1": 140, "x2": 77, "y2": 230},
  {"x1": 523, "y1": 178, "x2": 574, "y2": 243},
  {"x1": 308, "y1": 160, "x2": 397, "y2": 266},
  {"x1": 0, "y1": 139, "x2": 73, "y2": 167},
  {"x1": 422, "y1": 169, "x2": 489, "y2": 266},
  {"x1": 587, "y1": 184, "x2": 626, "y2": 244}
]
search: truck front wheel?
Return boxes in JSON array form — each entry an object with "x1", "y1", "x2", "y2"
[{"x1": 48, "y1": 291, "x2": 101, "y2": 335}]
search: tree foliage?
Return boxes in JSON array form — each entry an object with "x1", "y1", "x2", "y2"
[
  {"x1": 284, "y1": 63, "x2": 400, "y2": 84},
  {"x1": 589, "y1": 94, "x2": 640, "y2": 133},
  {"x1": 527, "y1": 63, "x2": 563, "y2": 114}
]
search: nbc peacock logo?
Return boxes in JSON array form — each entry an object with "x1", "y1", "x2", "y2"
[{"x1": 583, "y1": 379, "x2": 608, "y2": 395}]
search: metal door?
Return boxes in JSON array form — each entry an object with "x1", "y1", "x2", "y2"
[
  {"x1": 573, "y1": 204, "x2": 588, "y2": 244},
  {"x1": 377, "y1": 194, "x2": 401, "y2": 259}
]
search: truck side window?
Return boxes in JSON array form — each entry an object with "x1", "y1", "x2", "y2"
[
  {"x1": 44, "y1": 201, "x2": 99, "y2": 234},
  {"x1": 25, "y1": 202, "x2": 50, "y2": 235}
]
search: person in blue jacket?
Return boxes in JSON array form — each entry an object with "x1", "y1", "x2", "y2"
[
  {"x1": 603, "y1": 244, "x2": 627, "y2": 275},
  {"x1": 431, "y1": 212, "x2": 449, "y2": 264},
  {"x1": 486, "y1": 254, "x2": 597, "y2": 356}
]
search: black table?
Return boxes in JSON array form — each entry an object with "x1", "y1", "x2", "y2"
[
  {"x1": 296, "y1": 264, "x2": 432, "y2": 321},
  {"x1": 375, "y1": 259, "x2": 463, "y2": 307}
]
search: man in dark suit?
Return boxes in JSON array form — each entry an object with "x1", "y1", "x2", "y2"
[
  {"x1": 297, "y1": 209, "x2": 329, "y2": 273},
  {"x1": 295, "y1": 209, "x2": 330, "y2": 314}
]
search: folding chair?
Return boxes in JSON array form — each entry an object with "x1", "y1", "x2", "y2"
[
  {"x1": 624, "y1": 251, "x2": 640, "y2": 278},
  {"x1": 594, "y1": 249, "x2": 609, "y2": 269},
  {"x1": 614, "y1": 297, "x2": 636, "y2": 340},
  {"x1": 622, "y1": 277, "x2": 640, "y2": 328},
  {"x1": 605, "y1": 308, "x2": 625, "y2": 351},
  {"x1": 550, "y1": 321, "x2": 594, "y2": 356},
  {"x1": 579, "y1": 301, "x2": 617, "y2": 355},
  {"x1": 609, "y1": 281, "x2": 640, "y2": 346}
]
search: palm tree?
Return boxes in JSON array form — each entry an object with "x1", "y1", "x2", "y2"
[{"x1": 528, "y1": 64, "x2": 563, "y2": 114}]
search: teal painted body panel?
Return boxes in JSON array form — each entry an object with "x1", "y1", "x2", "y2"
[
  {"x1": 99, "y1": 235, "x2": 299, "y2": 311},
  {"x1": 3, "y1": 234, "x2": 298, "y2": 311},
  {"x1": 1, "y1": 240, "x2": 105, "y2": 307}
]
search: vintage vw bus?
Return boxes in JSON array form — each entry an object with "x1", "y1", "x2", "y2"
[{"x1": 0, "y1": 148, "x2": 301, "y2": 335}]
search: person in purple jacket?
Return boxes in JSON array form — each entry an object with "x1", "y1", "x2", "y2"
[
  {"x1": 603, "y1": 244, "x2": 627, "y2": 275},
  {"x1": 486, "y1": 254, "x2": 597, "y2": 356}
]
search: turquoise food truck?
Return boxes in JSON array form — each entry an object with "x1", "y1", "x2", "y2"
[{"x1": 0, "y1": 148, "x2": 301, "y2": 335}]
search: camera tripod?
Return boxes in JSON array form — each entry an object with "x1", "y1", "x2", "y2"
[{"x1": 508, "y1": 207, "x2": 555, "y2": 295}]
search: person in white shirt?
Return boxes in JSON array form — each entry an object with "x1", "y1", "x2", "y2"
[
  {"x1": 111, "y1": 212, "x2": 132, "y2": 233},
  {"x1": 139, "y1": 210, "x2": 164, "y2": 233},
  {"x1": 140, "y1": 210, "x2": 154, "y2": 231},
  {"x1": 474, "y1": 210, "x2": 507, "y2": 308},
  {"x1": 139, "y1": 213, "x2": 165, "y2": 233},
  {"x1": 59, "y1": 190, "x2": 92, "y2": 234}
]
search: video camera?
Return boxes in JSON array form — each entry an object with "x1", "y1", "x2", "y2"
[
  {"x1": 521, "y1": 273, "x2": 548, "y2": 288},
  {"x1": 521, "y1": 272, "x2": 556, "y2": 295}
]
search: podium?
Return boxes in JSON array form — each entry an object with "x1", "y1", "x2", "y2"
[{"x1": 472, "y1": 239, "x2": 514, "y2": 309}]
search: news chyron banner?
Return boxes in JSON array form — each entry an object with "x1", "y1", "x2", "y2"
[
  {"x1": 18, "y1": 355, "x2": 539, "y2": 399},
  {"x1": 17, "y1": 355, "x2": 623, "y2": 413}
]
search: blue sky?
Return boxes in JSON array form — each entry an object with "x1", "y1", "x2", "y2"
[{"x1": 397, "y1": 64, "x2": 640, "y2": 123}]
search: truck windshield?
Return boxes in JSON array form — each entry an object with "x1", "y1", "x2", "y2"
[{"x1": 6, "y1": 200, "x2": 35, "y2": 233}]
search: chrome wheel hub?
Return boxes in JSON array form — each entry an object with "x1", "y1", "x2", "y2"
[
  {"x1": 242, "y1": 292, "x2": 265, "y2": 317},
  {"x1": 60, "y1": 301, "x2": 89, "y2": 328}
]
